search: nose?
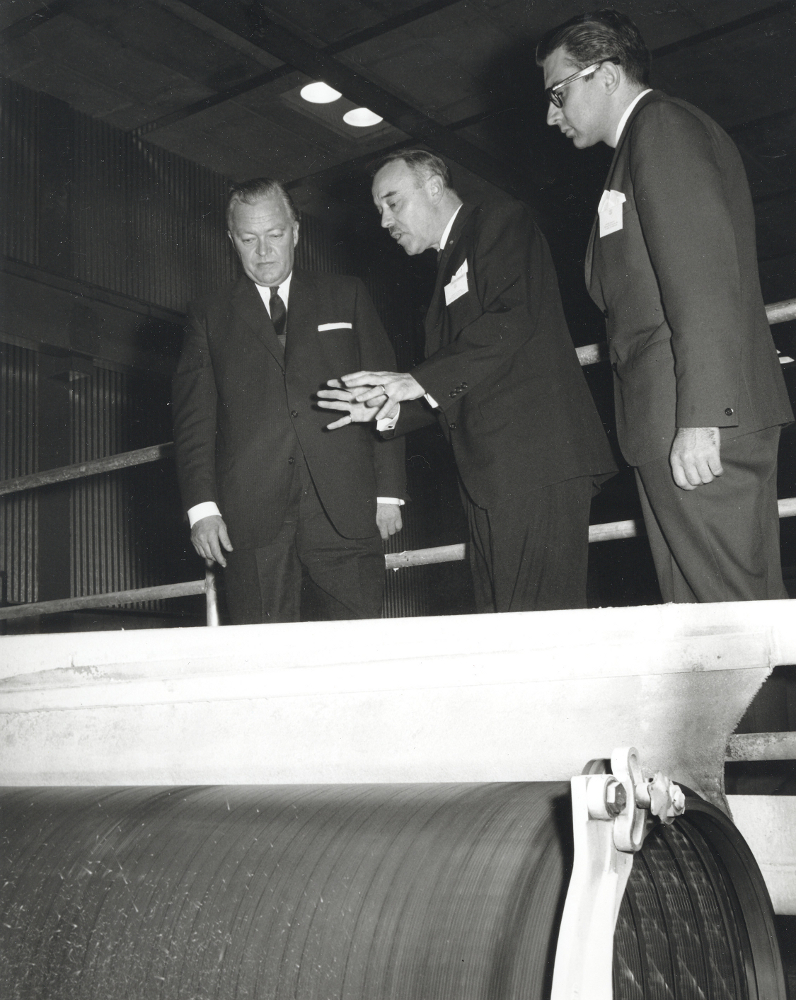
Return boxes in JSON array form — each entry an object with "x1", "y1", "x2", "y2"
[
  {"x1": 255, "y1": 238, "x2": 271, "y2": 257},
  {"x1": 546, "y1": 102, "x2": 562, "y2": 126},
  {"x1": 379, "y1": 208, "x2": 393, "y2": 229}
]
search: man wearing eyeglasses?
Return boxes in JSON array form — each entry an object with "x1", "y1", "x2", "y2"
[{"x1": 537, "y1": 9, "x2": 792, "y2": 602}]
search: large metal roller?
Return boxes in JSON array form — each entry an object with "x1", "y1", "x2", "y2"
[{"x1": 0, "y1": 784, "x2": 785, "y2": 999}]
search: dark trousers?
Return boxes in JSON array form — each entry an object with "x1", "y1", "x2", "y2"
[
  {"x1": 634, "y1": 425, "x2": 787, "y2": 603},
  {"x1": 463, "y1": 475, "x2": 595, "y2": 613},
  {"x1": 223, "y1": 460, "x2": 384, "y2": 624}
]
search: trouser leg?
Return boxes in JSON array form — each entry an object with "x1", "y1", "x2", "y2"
[
  {"x1": 464, "y1": 476, "x2": 594, "y2": 613},
  {"x1": 634, "y1": 426, "x2": 787, "y2": 603},
  {"x1": 294, "y1": 474, "x2": 385, "y2": 621}
]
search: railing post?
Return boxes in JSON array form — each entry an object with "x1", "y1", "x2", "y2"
[{"x1": 205, "y1": 563, "x2": 220, "y2": 627}]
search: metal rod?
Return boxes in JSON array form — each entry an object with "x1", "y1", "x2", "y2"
[
  {"x1": 205, "y1": 565, "x2": 220, "y2": 627},
  {"x1": 0, "y1": 443, "x2": 174, "y2": 496},
  {"x1": 725, "y1": 731, "x2": 796, "y2": 761},
  {"x1": 577, "y1": 297, "x2": 796, "y2": 367},
  {"x1": 0, "y1": 580, "x2": 207, "y2": 621}
]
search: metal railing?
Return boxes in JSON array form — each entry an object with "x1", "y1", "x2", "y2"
[{"x1": 2, "y1": 297, "x2": 794, "y2": 627}]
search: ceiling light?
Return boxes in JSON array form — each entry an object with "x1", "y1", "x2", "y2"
[
  {"x1": 343, "y1": 107, "x2": 383, "y2": 127},
  {"x1": 300, "y1": 82, "x2": 342, "y2": 104}
]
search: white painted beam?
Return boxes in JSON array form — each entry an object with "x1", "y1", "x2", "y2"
[{"x1": 1, "y1": 601, "x2": 792, "y2": 801}]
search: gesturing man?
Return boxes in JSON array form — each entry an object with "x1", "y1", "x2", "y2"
[
  {"x1": 318, "y1": 150, "x2": 616, "y2": 613},
  {"x1": 172, "y1": 178, "x2": 405, "y2": 624},
  {"x1": 537, "y1": 9, "x2": 792, "y2": 602}
]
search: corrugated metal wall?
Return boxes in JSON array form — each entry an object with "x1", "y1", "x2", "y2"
[
  {"x1": 1, "y1": 78, "x2": 439, "y2": 622},
  {"x1": 0, "y1": 344, "x2": 38, "y2": 605}
]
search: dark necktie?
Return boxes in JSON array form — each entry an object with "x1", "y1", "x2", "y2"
[{"x1": 269, "y1": 286, "x2": 286, "y2": 348}]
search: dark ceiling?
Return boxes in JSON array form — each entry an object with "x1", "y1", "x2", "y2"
[{"x1": 2, "y1": 0, "x2": 795, "y2": 296}]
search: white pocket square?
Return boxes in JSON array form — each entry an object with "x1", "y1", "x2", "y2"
[{"x1": 318, "y1": 322, "x2": 353, "y2": 331}]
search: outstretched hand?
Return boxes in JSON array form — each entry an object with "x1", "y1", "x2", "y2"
[
  {"x1": 316, "y1": 381, "x2": 396, "y2": 430},
  {"x1": 317, "y1": 370, "x2": 424, "y2": 425}
]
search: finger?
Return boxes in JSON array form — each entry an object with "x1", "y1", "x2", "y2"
[
  {"x1": 317, "y1": 398, "x2": 353, "y2": 410},
  {"x1": 350, "y1": 385, "x2": 388, "y2": 403},
  {"x1": 670, "y1": 457, "x2": 695, "y2": 491},
  {"x1": 340, "y1": 371, "x2": 386, "y2": 387},
  {"x1": 317, "y1": 388, "x2": 354, "y2": 402},
  {"x1": 207, "y1": 535, "x2": 227, "y2": 568},
  {"x1": 218, "y1": 523, "x2": 233, "y2": 553},
  {"x1": 374, "y1": 399, "x2": 399, "y2": 421},
  {"x1": 324, "y1": 378, "x2": 345, "y2": 388},
  {"x1": 324, "y1": 415, "x2": 352, "y2": 430},
  {"x1": 707, "y1": 456, "x2": 724, "y2": 478}
]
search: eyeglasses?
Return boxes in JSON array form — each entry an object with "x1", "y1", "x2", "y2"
[{"x1": 545, "y1": 61, "x2": 614, "y2": 108}]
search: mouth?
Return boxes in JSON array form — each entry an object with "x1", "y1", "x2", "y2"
[{"x1": 388, "y1": 229, "x2": 404, "y2": 242}]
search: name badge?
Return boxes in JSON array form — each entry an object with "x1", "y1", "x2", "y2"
[
  {"x1": 598, "y1": 189, "x2": 626, "y2": 237},
  {"x1": 444, "y1": 259, "x2": 469, "y2": 305}
]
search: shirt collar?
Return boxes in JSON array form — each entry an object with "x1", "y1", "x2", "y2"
[
  {"x1": 438, "y1": 204, "x2": 463, "y2": 252},
  {"x1": 254, "y1": 269, "x2": 293, "y2": 313},
  {"x1": 616, "y1": 89, "x2": 653, "y2": 144}
]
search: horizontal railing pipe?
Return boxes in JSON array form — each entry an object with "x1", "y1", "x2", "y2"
[
  {"x1": 0, "y1": 443, "x2": 174, "y2": 497},
  {"x1": 577, "y1": 296, "x2": 796, "y2": 367},
  {"x1": 0, "y1": 580, "x2": 207, "y2": 621}
]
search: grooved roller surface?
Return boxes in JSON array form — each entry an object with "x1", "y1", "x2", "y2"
[
  {"x1": 0, "y1": 784, "x2": 571, "y2": 999},
  {"x1": 0, "y1": 784, "x2": 783, "y2": 999}
]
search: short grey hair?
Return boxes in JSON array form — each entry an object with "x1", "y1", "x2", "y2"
[
  {"x1": 370, "y1": 149, "x2": 453, "y2": 190},
  {"x1": 226, "y1": 178, "x2": 299, "y2": 229}
]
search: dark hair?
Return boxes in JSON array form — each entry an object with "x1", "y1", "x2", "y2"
[
  {"x1": 226, "y1": 178, "x2": 299, "y2": 229},
  {"x1": 535, "y1": 9, "x2": 650, "y2": 87},
  {"x1": 370, "y1": 149, "x2": 453, "y2": 190}
]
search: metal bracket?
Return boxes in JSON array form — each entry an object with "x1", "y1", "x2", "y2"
[{"x1": 550, "y1": 747, "x2": 685, "y2": 1000}]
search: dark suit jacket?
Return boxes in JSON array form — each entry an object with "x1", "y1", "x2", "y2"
[
  {"x1": 586, "y1": 90, "x2": 793, "y2": 467},
  {"x1": 172, "y1": 269, "x2": 406, "y2": 550},
  {"x1": 394, "y1": 199, "x2": 616, "y2": 509}
]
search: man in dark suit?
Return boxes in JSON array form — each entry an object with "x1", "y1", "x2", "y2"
[
  {"x1": 172, "y1": 178, "x2": 406, "y2": 624},
  {"x1": 318, "y1": 150, "x2": 616, "y2": 613},
  {"x1": 537, "y1": 9, "x2": 793, "y2": 602}
]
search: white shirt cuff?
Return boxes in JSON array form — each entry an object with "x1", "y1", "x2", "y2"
[
  {"x1": 188, "y1": 501, "x2": 220, "y2": 527},
  {"x1": 377, "y1": 497, "x2": 405, "y2": 505},
  {"x1": 424, "y1": 392, "x2": 439, "y2": 409},
  {"x1": 376, "y1": 405, "x2": 400, "y2": 433}
]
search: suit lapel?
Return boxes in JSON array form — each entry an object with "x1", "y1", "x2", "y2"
[
  {"x1": 231, "y1": 276, "x2": 284, "y2": 368},
  {"x1": 426, "y1": 203, "x2": 474, "y2": 349},
  {"x1": 586, "y1": 90, "x2": 658, "y2": 292}
]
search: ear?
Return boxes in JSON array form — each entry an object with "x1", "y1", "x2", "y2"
[
  {"x1": 292, "y1": 223, "x2": 300, "y2": 247},
  {"x1": 600, "y1": 60, "x2": 622, "y2": 95},
  {"x1": 426, "y1": 173, "x2": 444, "y2": 205}
]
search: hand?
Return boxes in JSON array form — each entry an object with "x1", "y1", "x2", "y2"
[
  {"x1": 316, "y1": 381, "x2": 397, "y2": 430},
  {"x1": 191, "y1": 514, "x2": 233, "y2": 567},
  {"x1": 669, "y1": 427, "x2": 723, "y2": 490},
  {"x1": 340, "y1": 370, "x2": 425, "y2": 421},
  {"x1": 376, "y1": 503, "x2": 403, "y2": 541}
]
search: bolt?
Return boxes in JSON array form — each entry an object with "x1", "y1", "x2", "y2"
[{"x1": 605, "y1": 780, "x2": 627, "y2": 817}]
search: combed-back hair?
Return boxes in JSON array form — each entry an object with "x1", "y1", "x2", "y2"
[
  {"x1": 535, "y1": 9, "x2": 651, "y2": 87},
  {"x1": 226, "y1": 178, "x2": 299, "y2": 229},
  {"x1": 370, "y1": 149, "x2": 453, "y2": 190}
]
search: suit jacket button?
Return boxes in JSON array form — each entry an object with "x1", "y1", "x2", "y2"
[
  {"x1": 724, "y1": 407, "x2": 734, "y2": 416},
  {"x1": 611, "y1": 362, "x2": 618, "y2": 372},
  {"x1": 291, "y1": 410, "x2": 298, "y2": 418},
  {"x1": 288, "y1": 457, "x2": 295, "y2": 464},
  {"x1": 449, "y1": 422, "x2": 457, "y2": 430}
]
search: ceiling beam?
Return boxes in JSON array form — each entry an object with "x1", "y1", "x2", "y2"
[
  {"x1": 652, "y1": 0, "x2": 795, "y2": 59},
  {"x1": 135, "y1": 0, "x2": 550, "y2": 198},
  {"x1": 0, "y1": 0, "x2": 73, "y2": 44}
]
